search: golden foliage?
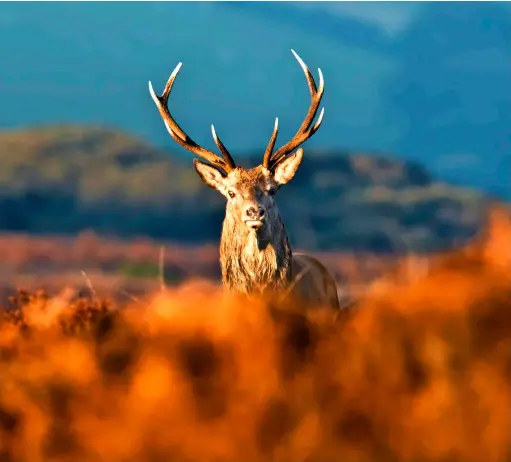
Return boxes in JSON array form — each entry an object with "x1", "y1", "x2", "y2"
[{"x1": 0, "y1": 206, "x2": 510, "y2": 462}]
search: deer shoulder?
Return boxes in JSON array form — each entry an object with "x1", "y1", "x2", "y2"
[{"x1": 291, "y1": 253, "x2": 340, "y2": 309}]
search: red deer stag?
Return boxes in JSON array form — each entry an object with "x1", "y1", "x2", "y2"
[{"x1": 149, "y1": 50, "x2": 339, "y2": 310}]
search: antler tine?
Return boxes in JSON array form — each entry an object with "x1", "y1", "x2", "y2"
[
  {"x1": 262, "y1": 118, "x2": 279, "y2": 169},
  {"x1": 148, "y1": 63, "x2": 236, "y2": 172},
  {"x1": 271, "y1": 107, "x2": 324, "y2": 170},
  {"x1": 211, "y1": 125, "x2": 236, "y2": 169},
  {"x1": 265, "y1": 49, "x2": 325, "y2": 170}
]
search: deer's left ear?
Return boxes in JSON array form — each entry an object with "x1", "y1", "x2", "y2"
[{"x1": 273, "y1": 148, "x2": 304, "y2": 185}]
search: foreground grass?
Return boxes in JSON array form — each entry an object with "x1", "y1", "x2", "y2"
[{"x1": 0, "y1": 207, "x2": 510, "y2": 462}]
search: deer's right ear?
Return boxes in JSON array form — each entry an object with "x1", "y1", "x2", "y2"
[{"x1": 193, "y1": 159, "x2": 226, "y2": 191}]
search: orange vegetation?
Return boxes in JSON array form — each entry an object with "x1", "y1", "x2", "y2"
[
  {"x1": 0, "y1": 206, "x2": 510, "y2": 462},
  {"x1": 0, "y1": 230, "x2": 399, "y2": 304}
]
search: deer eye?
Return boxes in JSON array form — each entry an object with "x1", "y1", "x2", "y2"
[
  {"x1": 228, "y1": 191, "x2": 236, "y2": 199},
  {"x1": 267, "y1": 187, "x2": 276, "y2": 196}
]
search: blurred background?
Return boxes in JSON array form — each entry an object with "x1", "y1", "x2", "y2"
[{"x1": 0, "y1": 1, "x2": 510, "y2": 297}]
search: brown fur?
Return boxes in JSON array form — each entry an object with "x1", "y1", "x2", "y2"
[
  {"x1": 291, "y1": 254, "x2": 340, "y2": 309},
  {"x1": 194, "y1": 155, "x2": 340, "y2": 310}
]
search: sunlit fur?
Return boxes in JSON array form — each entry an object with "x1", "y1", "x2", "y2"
[
  {"x1": 219, "y1": 165, "x2": 292, "y2": 295},
  {"x1": 193, "y1": 152, "x2": 340, "y2": 309}
]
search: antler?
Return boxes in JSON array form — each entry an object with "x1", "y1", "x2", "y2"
[
  {"x1": 149, "y1": 63, "x2": 236, "y2": 173},
  {"x1": 262, "y1": 49, "x2": 325, "y2": 171}
]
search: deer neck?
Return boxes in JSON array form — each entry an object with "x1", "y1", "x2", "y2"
[{"x1": 219, "y1": 214, "x2": 293, "y2": 295}]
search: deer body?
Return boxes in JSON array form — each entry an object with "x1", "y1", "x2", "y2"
[
  {"x1": 215, "y1": 165, "x2": 339, "y2": 308},
  {"x1": 291, "y1": 254, "x2": 340, "y2": 309},
  {"x1": 149, "y1": 50, "x2": 340, "y2": 310}
]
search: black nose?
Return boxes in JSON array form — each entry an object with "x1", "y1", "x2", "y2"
[{"x1": 246, "y1": 207, "x2": 265, "y2": 219}]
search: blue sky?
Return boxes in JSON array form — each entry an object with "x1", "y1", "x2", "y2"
[
  {"x1": 0, "y1": 1, "x2": 509, "y2": 197},
  {"x1": 290, "y1": 1, "x2": 422, "y2": 34}
]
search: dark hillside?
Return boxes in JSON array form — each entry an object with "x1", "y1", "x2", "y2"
[{"x1": 0, "y1": 125, "x2": 493, "y2": 252}]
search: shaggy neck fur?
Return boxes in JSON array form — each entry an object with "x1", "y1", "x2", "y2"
[{"x1": 220, "y1": 212, "x2": 293, "y2": 296}]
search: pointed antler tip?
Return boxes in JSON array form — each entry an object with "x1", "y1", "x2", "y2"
[
  {"x1": 169, "y1": 62, "x2": 184, "y2": 81},
  {"x1": 316, "y1": 107, "x2": 325, "y2": 126},
  {"x1": 148, "y1": 81, "x2": 158, "y2": 101},
  {"x1": 318, "y1": 68, "x2": 324, "y2": 88},
  {"x1": 291, "y1": 49, "x2": 307, "y2": 72}
]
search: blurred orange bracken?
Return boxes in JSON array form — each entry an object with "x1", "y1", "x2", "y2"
[{"x1": 0, "y1": 205, "x2": 510, "y2": 462}]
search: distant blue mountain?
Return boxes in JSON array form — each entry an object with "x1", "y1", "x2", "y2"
[{"x1": 0, "y1": 2, "x2": 509, "y2": 198}]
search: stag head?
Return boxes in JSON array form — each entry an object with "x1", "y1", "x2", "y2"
[{"x1": 148, "y1": 49, "x2": 324, "y2": 234}]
